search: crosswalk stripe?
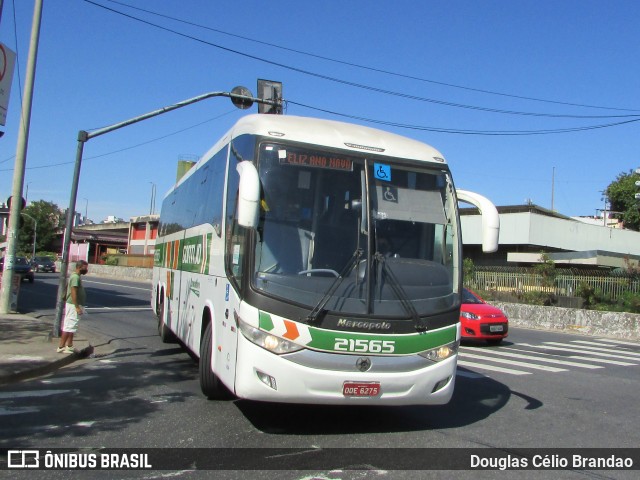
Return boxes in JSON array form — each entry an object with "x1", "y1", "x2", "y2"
[
  {"x1": 0, "y1": 389, "x2": 77, "y2": 399},
  {"x1": 566, "y1": 341, "x2": 640, "y2": 357},
  {"x1": 517, "y1": 344, "x2": 637, "y2": 366},
  {"x1": 542, "y1": 342, "x2": 640, "y2": 359},
  {"x1": 460, "y1": 352, "x2": 567, "y2": 372},
  {"x1": 590, "y1": 338, "x2": 640, "y2": 347},
  {"x1": 457, "y1": 360, "x2": 531, "y2": 375},
  {"x1": 460, "y1": 347, "x2": 603, "y2": 369},
  {"x1": 566, "y1": 355, "x2": 637, "y2": 366}
]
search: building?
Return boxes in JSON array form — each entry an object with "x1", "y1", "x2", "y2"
[
  {"x1": 460, "y1": 204, "x2": 640, "y2": 269},
  {"x1": 67, "y1": 215, "x2": 158, "y2": 265},
  {"x1": 128, "y1": 215, "x2": 159, "y2": 256},
  {"x1": 70, "y1": 221, "x2": 129, "y2": 263}
]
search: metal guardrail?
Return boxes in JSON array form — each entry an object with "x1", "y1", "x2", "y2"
[{"x1": 469, "y1": 271, "x2": 640, "y2": 299}]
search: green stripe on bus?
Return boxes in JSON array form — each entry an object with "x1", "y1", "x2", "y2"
[
  {"x1": 306, "y1": 324, "x2": 456, "y2": 355},
  {"x1": 259, "y1": 311, "x2": 275, "y2": 331},
  {"x1": 258, "y1": 311, "x2": 456, "y2": 355}
]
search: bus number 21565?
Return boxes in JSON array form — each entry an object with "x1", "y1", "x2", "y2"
[{"x1": 334, "y1": 338, "x2": 395, "y2": 354}]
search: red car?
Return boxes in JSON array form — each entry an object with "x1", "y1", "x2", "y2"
[{"x1": 460, "y1": 288, "x2": 508, "y2": 344}]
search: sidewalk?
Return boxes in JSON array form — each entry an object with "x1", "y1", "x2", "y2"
[{"x1": 0, "y1": 313, "x2": 110, "y2": 386}]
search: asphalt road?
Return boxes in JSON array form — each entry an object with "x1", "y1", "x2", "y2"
[{"x1": 1, "y1": 274, "x2": 639, "y2": 479}]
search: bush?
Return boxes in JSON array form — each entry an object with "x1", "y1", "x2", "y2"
[
  {"x1": 104, "y1": 256, "x2": 119, "y2": 266},
  {"x1": 521, "y1": 290, "x2": 556, "y2": 306},
  {"x1": 616, "y1": 291, "x2": 640, "y2": 314}
]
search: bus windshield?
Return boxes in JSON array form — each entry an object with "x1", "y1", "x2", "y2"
[{"x1": 252, "y1": 142, "x2": 459, "y2": 319}]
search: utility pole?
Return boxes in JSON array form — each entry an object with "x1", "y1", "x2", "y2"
[
  {"x1": 551, "y1": 167, "x2": 555, "y2": 212},
  {"x1": 0, "y1": 0, "x2": 44, "y2": 314}
]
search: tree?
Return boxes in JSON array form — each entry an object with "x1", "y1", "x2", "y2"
[
  {"x1": 533, "y1": 251, "x2": 557, "y2": 289},
  {"x1": 605, "y1": 169, "x2": 640, "y2": 231},
  {"x1": 17, "y1": 200, "x2": 63, "y2": 255}
]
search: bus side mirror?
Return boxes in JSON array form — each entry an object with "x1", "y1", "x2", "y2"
[
  {"x1": 456, "y1": 189, "x2": 500, "y2": 253},
  {"x1": 236, "y1": 161, "x2": 260, "y2": 229}
]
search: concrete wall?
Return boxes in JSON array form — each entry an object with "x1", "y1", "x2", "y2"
[
  {"x1": 58, "y1": 262, "x2": 152, "y2": 282},
  {"x1": 494, "y1": 302, "x2": 640, "y2": 341},
  {"x1": 66, "y1": 264, "x2": 640, "y2": 341}
]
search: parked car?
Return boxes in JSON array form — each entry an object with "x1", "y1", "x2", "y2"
[
  {"x1": 31, "y1": 256, "x2": 56, "y2": 273},
  {"x1": 460, "y1": 288, "x2": 508, "y2": 344},
  {"x1": 0, "y1": 256, "x2": 35, "y2": 283}
]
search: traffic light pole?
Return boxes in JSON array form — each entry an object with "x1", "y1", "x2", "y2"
[{"x1": 52, "y1": 89, "x2": 281, "y2": 336}]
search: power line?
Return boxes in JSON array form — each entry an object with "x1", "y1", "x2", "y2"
[
  {"x1": 82, "y1": 0, "x2": 640, "y2": 120},
  {"x1": 102, "y1": 0, "x2": 639, "y2": 113},
  {"x1": 287, "y1": 100, "x2": 640, "y2": 136},
  {"x1": 0, "y1": 110, "x2": 237, "y2": 172}
]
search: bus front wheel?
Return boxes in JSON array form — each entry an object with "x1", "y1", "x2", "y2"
[{"x1": 199, "y1": 321, "x2": 231, "y2": 400}]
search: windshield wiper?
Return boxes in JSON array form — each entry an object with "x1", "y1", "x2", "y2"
[
  {"x1": 305, "y1": 248, "x2": 363, "y2": 325},
  {"x1": 375, "y1": 253, "x2": 426, "y2": 331}
]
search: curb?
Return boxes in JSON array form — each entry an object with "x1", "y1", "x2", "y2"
[{"x1": 0, "y1": 345, "x2": 94, "y2": 386}]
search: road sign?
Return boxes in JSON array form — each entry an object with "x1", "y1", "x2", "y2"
[{"x1": 0, "y1": 43, "x2": 17, "y2": 127}]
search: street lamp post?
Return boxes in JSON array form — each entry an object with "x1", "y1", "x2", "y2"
[
  {"x1": 52, "y1": 86, "x2": 281, "y2": 337},
  {"x1": 25, "y1": 182, "x2": 32, "y2": 204},
  {"x1": 149, "y1": 182, "x2": 156, "y2": 215}
]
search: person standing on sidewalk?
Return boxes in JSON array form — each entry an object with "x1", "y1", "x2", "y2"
[{"x1": 57, "y1": 260, "x2": 89, "y2": 354}]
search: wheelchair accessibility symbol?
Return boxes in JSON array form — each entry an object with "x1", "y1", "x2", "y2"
[
  {"x1": 374, "y1": 163, "x2": 391, "y2": 181},
  {"x1": 382, "y1": 186, "x2": 398, "y2": 203}
]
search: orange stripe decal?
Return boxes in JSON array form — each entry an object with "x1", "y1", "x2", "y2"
[{"x1": 282, "y1": 320, "x2": 300, "y2": 341}]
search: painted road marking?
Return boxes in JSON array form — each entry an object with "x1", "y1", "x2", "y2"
[
  {"x1": 459, "y1": 352, "x2": 567, "y2": 372},
  {"x1": 517, "y1": 344, "x2": 637, "y2": 366},
  {"x1": 461, "y1": 347, "x2": 603, "y2": 369},
  {"x1": 457, "y1": 360, "x2": 531, "y2": 375}
]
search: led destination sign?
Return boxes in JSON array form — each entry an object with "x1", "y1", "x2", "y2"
[{"x1": 279, "y1": 151, "x2": 354, "y2": 171}]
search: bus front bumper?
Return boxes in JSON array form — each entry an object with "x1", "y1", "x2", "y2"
[{"x1": 233, "y1": 333, "x2": 457, "y2": 406}]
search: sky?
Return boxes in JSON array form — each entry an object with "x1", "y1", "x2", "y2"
[{"x1": 0, "y1": 0, "x2": 639, "y2": 224}]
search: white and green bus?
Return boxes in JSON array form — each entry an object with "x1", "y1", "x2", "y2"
[{"x1": 152, "y1": 114, "x2": 499, "y2": 405}]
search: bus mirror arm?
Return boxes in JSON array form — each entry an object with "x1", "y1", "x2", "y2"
[
  {"x1": 236, "y1": 161, "x2": 260, "y2": 229},
  {"x1": 456, "y1": 189, "x2": 500, "y2": 253}
]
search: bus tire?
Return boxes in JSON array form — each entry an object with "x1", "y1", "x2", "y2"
[
  {"x1": 199, "y1": 321, "x2": 230, "y2": 400},
  {"x1": 157, "y1": 299, "x2": 176, "y2": 343}
]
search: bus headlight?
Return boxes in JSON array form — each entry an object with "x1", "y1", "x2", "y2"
[
  {"x1": 418, "y1": 341, "x2": 459, "y2": 363},
  {"x1": 237, "y1": 318, "x2": 304, "y2": 354}
]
